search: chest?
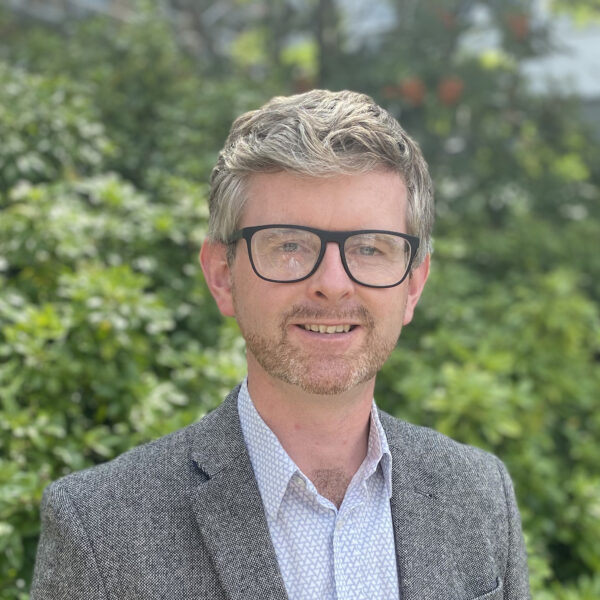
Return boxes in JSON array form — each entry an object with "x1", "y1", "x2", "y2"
[{"x1": 266, "y1": 469, "x2": 399, "y2": 600}]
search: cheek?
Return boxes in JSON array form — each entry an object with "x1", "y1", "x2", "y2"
[
  {"x1": 232, "y1": 277, "x2": 286, "y2": 327},
  {"x1": 375, "y1": 290, "x2": 409, "y2": 329}
]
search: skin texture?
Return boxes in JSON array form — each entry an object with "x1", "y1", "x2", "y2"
[{"x1": 200, "y1": 170, "x2": 429, "y2": 505}]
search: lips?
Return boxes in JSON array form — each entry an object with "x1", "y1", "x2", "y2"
[
  {"x1": 285, "y1": 304, "x2": 374, "y2": 334},
  {"x1": 302, "y1": 324, "x2": 352, "y2": 334}
]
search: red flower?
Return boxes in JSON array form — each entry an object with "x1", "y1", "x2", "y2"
[
  {"x1": 437, "y1": 76, "x2": 464, "y2": 106},
  {"x1": 507, "y1": 13, "x2": 530, "y2": 41},
  {"x1": 399, "y1": 77, "x2": 426, "y2": 106}
]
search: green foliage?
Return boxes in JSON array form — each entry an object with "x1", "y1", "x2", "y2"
[
  {"x1": 0, "y1": 174, "x2": 245, "y2": 592},
  {"x1": 378, "y1": 255, "x2": 600, "y2": 591},
  {"x1": 365, "y1": 3, "x2": 600, "y2": 594},
  {"x1": 1, "y1": 1, "x2": 599, "y2": 597},
  {"x1": 537, "y1": 574, "x2": 600, "y2": 600},
  {"x1": 549, "y1": 0, "x2": 600, "y2": 25},
  {"x1": 0, "y1": 63, "x2": 113, "y2": 192},
  {"x1": 0, "y1": 5, "x2": 268, "y2": 188}
]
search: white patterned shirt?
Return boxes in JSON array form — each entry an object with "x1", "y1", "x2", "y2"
[{"x1": 237, "y1": 379, "x2": 400, "y2": 600}]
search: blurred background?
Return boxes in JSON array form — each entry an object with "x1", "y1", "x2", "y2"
[{"x1": 0, "y1": 0, "x2": 599, "y2": 597}]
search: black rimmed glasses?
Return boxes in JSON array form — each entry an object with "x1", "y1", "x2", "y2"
[{"x1": 229, "y1": 224, "x2": 420, "y2": 288}]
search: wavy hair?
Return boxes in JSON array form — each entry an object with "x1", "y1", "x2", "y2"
[{"x1": 208, "y1": 89, "x2": 433, "y2": 266}]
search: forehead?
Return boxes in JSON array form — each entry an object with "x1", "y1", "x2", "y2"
[{"x1": 241, "y1": 170, "x2": 408, "y2": 231}]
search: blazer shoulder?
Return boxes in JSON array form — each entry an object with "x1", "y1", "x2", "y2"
[
  {"x1": 45, "y1": 385, "x2": 243, "y2": 506},
  {"x1": 43, "y1": 422, "x2": 192, "y2": 507},
  {"x1": 379, "y1": 410, "x2": 505, "y2": 482}
]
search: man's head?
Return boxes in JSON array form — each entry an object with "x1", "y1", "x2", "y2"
[
  {"x1": 201, "y1": 89, "x2": 433, "y2": 396},
  {"x1": 207, "y1": 89, "x2": 433, "y2": 268}
]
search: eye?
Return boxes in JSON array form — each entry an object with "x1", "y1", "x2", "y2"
[
  {"x1": 281, "y1": 242, "x2": 300, "y2": 253},
  {"x1": 357, "y1": 245, "x2": 379, "y2": 256},
  {"x1": 346, "y1": 241, "x2": 385, "y2": 258}
]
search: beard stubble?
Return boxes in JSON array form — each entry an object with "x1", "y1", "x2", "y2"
[{"x1": 236, "y1": 301, "x2": 402, "y2": 395}]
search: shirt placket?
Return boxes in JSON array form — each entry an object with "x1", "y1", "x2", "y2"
[{"x1": 332, "y1": 481, "x2": 368, "y2": 600}]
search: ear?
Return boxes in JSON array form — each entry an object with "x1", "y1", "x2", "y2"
[
  {"x1": 199, "y1": 240, "x2": 235, "y2": 317},
  {"x1": 402, "y1": 253, "x2": 430, "y2": 326}
]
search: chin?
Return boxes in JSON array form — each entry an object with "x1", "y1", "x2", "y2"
[
  {"x1": 244, "y1": 329, "x2": 395, "y2": 396},
  {"x1": 272, "y1": 358, "x2": 378, "y2": 396}
]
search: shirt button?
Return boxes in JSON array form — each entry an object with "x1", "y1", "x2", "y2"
[{"x1": 294, "y1": 474, "x2": 306, "y2": 488}]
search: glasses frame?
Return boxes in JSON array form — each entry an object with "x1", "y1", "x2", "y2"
[{"x1": 229, "y1": 224, "x2": 420, "y2": 288}]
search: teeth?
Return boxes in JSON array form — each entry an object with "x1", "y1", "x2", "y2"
[{"x1": 303, "y1": 324, "x2": 352, "y2": 333}]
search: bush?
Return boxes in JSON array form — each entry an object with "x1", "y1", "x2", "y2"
[
  {"x1": 1, "y1": 2, "x2": 599, "y2": 597},
  {"x1": 0, "y1": 174, "x2": 245, "y2": 593},
  {"x1": 0, "y1": 62, "x2": 113, "y2": 193}
]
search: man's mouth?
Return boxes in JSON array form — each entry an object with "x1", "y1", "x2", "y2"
[{"x1": 301, "y1": 324, "x2": 354, "y2": 334}]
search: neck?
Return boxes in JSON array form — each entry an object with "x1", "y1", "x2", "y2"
[{"x1": 246, "y1": 355, "x2": 375, "y2": 506}]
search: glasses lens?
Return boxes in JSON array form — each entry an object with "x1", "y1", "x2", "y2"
[
  {"x1": 251, "y1": 227, "x2": 321, "y2": 281},
  {"x1": 344, "y1": 233, "x2": 412, "y2": 286}
]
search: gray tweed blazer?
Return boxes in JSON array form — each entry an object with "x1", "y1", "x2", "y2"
[{"x1": 31, "y1": 386, "x2": 530, "y2": 600}]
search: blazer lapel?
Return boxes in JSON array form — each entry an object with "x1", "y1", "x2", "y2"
[
  {"x1": 381, "y1": 412, "x2": 502, "y2": 600},
  {"x1": 190, "y1": 388, "x2": 288, "y2": 600},
  {"x1": 382, "y1": 412, "x2": 462, "y2": 600}
]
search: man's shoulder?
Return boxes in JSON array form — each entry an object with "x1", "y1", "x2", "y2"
[
  {"x1": 45, "y1": 386, "x2": 243, "y2": 505},
  {"x1": 44, "y1": 419, "x2": 197, "y2": 513},
  {"x1": 379, "y1": 410, "x2": 506, "y2": 484}
]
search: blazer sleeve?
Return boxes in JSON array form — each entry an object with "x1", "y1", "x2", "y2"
[
  {"x1": 495, "y1": 458, "x2": 531, "y2": 600},
  {"x1": 31, "y1": 482, "x2": 108, "y2": 600}
]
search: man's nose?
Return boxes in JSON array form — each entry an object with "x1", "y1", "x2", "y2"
[{"x1": 306, "y1": 242, "x2": 355, "y2": 301}]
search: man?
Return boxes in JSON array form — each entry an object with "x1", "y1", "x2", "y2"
[{"x1": 32, "y1": 90, "x2": 530, "y2": 599}]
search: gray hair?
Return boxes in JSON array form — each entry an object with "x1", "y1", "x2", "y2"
[{"x1": 208, "y1": 89, "x2": 433, "y2": 266}]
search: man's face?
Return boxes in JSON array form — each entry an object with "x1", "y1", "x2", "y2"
[{"x1": 202, "y1": 170, "x2": 429, "y2": 396}]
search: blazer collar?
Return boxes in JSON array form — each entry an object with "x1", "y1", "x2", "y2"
[
  {"x1": 380, "y1": 411, "x2": 443, "y2": 599},
  {"x1": 380, "y1": 411, "x2": 500, "y2": 600},
  {"x1": 189, "y1": 386, "x2": 288, "y2": 600},
  {"x1": 188, "y1": 390, "x2": 418, "y2": 600},
  {"x1": 188, "y1": 388, "x2": 492, "y2": 600}
]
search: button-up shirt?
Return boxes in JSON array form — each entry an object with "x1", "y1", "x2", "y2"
[{"x1": 238, "y1": 379, "x2": 400, "y2": 600}]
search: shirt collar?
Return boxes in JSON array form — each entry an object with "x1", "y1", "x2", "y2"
[
  {"x1": 238, "y1": 379, "x2": 298, "y2": 520},
  {"x1": 237, "y1": 378, "x2": 393, "y2": 519},
  {"x1": 363, "y1": 401, "x2": 393, "y2": 499}
]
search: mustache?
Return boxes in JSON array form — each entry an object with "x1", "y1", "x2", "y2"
[{"x1": 282, "y1": 304, "x2": 375, "y2": 328}]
